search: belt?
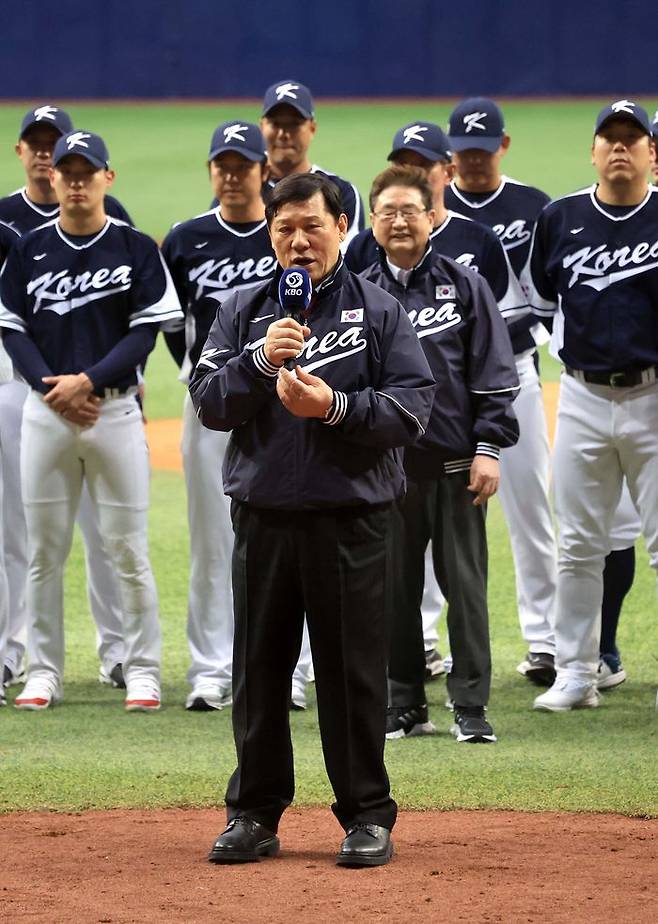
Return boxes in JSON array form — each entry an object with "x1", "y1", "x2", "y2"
[
  {"x1": 100, "y1": 386, "x2": 139, "y2": 400},
  {"x1": 564, "y1": 365, "x2": 658, "y2": 388}
]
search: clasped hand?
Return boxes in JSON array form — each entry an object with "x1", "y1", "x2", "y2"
[{"x1": 42, "y1": 373, "x2": 101, "y2": 427}]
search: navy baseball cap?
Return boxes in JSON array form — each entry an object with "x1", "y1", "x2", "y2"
[
  {"x1": 208, "y1": 121, "x2": 267, "y2": 162},
  {"x1": 652, "y1": 109, "x2": 658, "y2": 139},
  {"x1": 448, "y1": 98, "x2": 505, "y2": 153},
  {"x1": 595, "y1": 100, "x2": 651, "y2": 136},
  {"x1": 388, "y1": 121, "x2": 452, "y2": 163},
  {"x1": 53, "y1": 131, "x2": 110, "y2": 169},
  {"x1": 20, "y1": 105, "x2": 73, "y2": 139},
  {"x1": 262, "y1": 80, "x2": 314, "y2": 119}
]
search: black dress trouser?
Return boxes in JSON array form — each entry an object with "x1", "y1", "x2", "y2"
[
  {"x1": 388, "y1": 473, "x2": 492, "y2": 708},
  {"x1": 225, "y1": 500, "x2": 398, "y2": 834}
]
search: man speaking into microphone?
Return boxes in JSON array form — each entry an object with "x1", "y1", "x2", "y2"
[{"x1": 190, "y1": 173, "x2": 435, "y2": 867}]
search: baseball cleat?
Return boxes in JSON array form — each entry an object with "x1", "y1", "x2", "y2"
[
  {"x1": 596, "y1": 657, "x2": 627, "y2": 690},
  {"x1": 98, "y1": 662, "x2": 126, "y2": 689},
  {"x1": 4, "y1": 664, "x2": 27, "y2": 688},
  {"x1": 424, "y1": 649, "x2": 445, "y2": 680},
  {"x1": 451, "y1": 705, "x2": 497, "y2": 743},
  {"x1": 185, "y1": 686, "x2": 231, "y2": 711},
  {"x1": 386, "y1": 704, "x2": 437, "y2": 739},
  {"x1": 125, "y1": 681, "x2": 161, "y2": 712},
  {"x1": 533, "y1": 679, "x2": 600, "y2": 712},
  {"x1": 516, "y1": 650, "x2": 556, "y2": 686},
  {"x1": 289, "y1": 682, "x2": 307, "y2": 711},
  {"x1": 14, "y1": 675, "x2": 63, "y2": 711}
]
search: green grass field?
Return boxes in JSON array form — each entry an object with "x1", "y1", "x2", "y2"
[{"x1": 0, "y1": 100, "x2": 656, "y2": 817}]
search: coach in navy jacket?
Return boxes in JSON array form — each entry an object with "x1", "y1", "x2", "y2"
[
  {"x1": 190, "y1": 173, "x2": 434, "y2": 868},
  {"x1": 362, "y1": 165, "x2": 519, "y2": 745}
]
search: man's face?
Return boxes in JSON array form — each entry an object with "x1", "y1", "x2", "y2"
[
  {"x1": 209, "y1": 152, "x2": 264, "y2": 208},
  {"x1": 591, "y1": 118, "x2": 655, "y2": 186},
  {"x1": 268, "y1": 191, "x2": 347, "y2": 285},
  {"x1": 260, "y1": 104, "x2": 316, "y2": 176},
  {"x1": 452, "y1": 137, "x2": 509, "y2": 192},
  {"x1": 49, "y1": 154, "x2": 113, "y2": 216},
  {"x1": 391, "y1": 151, "x2": 453, "y2": 209},
  {"x1": 15, "y1": 125, "x2": 61, "y2": 183},
  {"x1": 370, "y1": 184, "x2": 434, "y2": 267}
]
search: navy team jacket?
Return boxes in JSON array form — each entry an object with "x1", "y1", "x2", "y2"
[
  {"x1": 361, "y1": 249, "x2": 520, "y2": 479},
  {"x1": 189, "y1": 260, "x2": 436, "y2": 510}
]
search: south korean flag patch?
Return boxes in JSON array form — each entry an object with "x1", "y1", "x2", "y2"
[
  {"x1": 436, "y1": 285, "x2": 455, "y2": 300},
  {"x1": 341, "y1": 308, "x2": 363, "y2": 322}
]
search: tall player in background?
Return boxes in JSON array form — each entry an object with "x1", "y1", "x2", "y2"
[
  {"x1": 0, "y1": 106, "x2": 133, "y2": 691},
  {"x1": 0, "y1": 130, "x2": 182, "y2": 711},
  {"x1": 524, "y1": 101, "x2": 656, "y2": 711},
  {"x1": 447, "y1": 97, "x2": 639, "y2": 690},
  {"x1": 162, "y1": 121, "x2": 277, "y2": 711}
]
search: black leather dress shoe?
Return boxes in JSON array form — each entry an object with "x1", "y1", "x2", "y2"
[
  {"x1": 208, "y1": 817, "x2": 280, "y2": 864},
  {"x1": 336, "y1": 823, "x2": 393, "y2": 867}
]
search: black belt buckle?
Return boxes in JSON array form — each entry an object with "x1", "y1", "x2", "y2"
[{"x1": 608, "y1": 371, "x2": 629, "y2": 388}]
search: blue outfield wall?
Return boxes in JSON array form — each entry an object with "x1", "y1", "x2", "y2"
[{"x1": 1, "y1": 0, "x2": 656, "y2": 99}]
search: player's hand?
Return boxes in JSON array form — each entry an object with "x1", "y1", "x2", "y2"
[
  {"x1": 277, "y1": 366, "x2": 333, "y2": 419},
  {"x1": 42, "y1": 373, "x2": 95, "y2": 413},
  {"x1": 61, "y1": 396, "x2": 102, "y2": 427},
  {"x1": 467, "y1": 454, "x2": 500, "y2": 506},
  {"x1": 264, "y1": 318, "x2": 310, "y2": 368}
]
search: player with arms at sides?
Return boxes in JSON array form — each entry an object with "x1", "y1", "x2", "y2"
[
  {"x1": 362, "y1": 166, "x2": 519, "y2": 743},
  {"x1": 191, "y1": 173, "x2": 435, "y2": 867},
  {"x1": 162, "y1": 121, "x2": 277, "y2": 712},
  {"x1": 210, "y1": 81, "x2": 364, "y2": 252},
  {"x1": 0, "y1": 130, "x2": 183, "y2": 711},
  {"x1": 0, "y1": 106, "x2": 135, "y2": 694},
  {"x1": 523, "y1": 101, "x2": 657, "y2": 711}
]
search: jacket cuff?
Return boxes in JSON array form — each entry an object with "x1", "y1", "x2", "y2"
[
  {"x1": 252, "y1": 345, "x2": 280, "y2": 378},
  {"x1": 322, "y1": 390, "x2": 348, "y2": 426},
  {"x1": 475, "y1": 442, "x2": 500, "y2": 460}
]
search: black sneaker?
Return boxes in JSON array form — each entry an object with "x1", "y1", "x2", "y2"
[
  {"x1": 386, "y1": 704, "x2": 436, "y2": 739},
  {"x1": 424, "y1": 649, "x2": 445, "y2": 680},
  {"x1": 516, "y1": 651, "x2": 556, "y2": 687},
  {"x1": 451, "y1": 705, "x2": 497, "y2": 743}
]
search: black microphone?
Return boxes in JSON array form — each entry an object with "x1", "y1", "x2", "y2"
[{"x1": 278, "y1": 267, "x2": 312, "y2": 370}]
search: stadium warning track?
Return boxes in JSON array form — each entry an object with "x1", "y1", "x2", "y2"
[{"x1": 0, "y1": 805, "x2": 655, "y2": 922}]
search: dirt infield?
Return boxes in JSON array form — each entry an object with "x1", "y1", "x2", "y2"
[
  {"x1": 1, "y1": 806, "x2": 656, "y2": 923},
  {"x1": 145, "y1": 383, "x2": 560, "y2": 472}
]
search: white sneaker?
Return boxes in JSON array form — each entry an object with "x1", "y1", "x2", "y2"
[
  {"x1": 185, "y1": 685, "x2": 231, "y2": 711},
  {"x1": 533, "y1": 678, "x2": 600, "y2": 712},
  {"x1": 15, "y1": 675, "x2": 63, "y2": 711},
  {"x1": 125, "y1": 680, "x2": 161, "y2": 712},
  {"x1": 596, "y1": 659, "x2": 626, "y2": 690}
]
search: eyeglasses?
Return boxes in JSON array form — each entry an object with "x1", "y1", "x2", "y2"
[{"x1": 372, "y1": 206, "x2": 428, "y2": 222}]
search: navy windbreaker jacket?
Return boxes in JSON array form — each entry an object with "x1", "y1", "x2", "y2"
[{"x1": 189, "y1": 261, "x2": 436, "y2": 509}]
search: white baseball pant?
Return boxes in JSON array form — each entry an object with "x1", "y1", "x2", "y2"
[
  {"x1": 497, "y1": 352, "x2": 557, "y2": 654},
  {"x1": 20, "y1": 391, "x2": 160, "y2": 687},
  {"x1": 181, "y1": 392, "x2": 233, "y2": 693},
  {"x1": 552, "y1": 373, "x2": 658, "y2": 681},
  {"x1": 421, "y1": 545, "x2": 445, "y2": 651}
]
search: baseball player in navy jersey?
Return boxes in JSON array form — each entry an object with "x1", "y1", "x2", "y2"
[
  {"x1": 653, "y1": 111, "x2": 658, "y2": 183},
  {"x1": 346, "y1": 121, "x2": 527, "y2": 674},
  {"x1": 446, "y1": 98, "x2": 559, "y2": 684},
  {"x1": 523, "y1": 101, "x2": 657, "y2": 711},
  {"x1": 0, "y1": 130, "x2": 182, "y2": 711},
  {"x1": 448, "y1": 97, "x2": 641, "y2": 689},
  {"x1": 0, "y1": 106, "x2": 134, "y2": 692},
  {"x1": 362, "y1": 166, "x2": 519, "y2": 743},
  {"x1": 191, "y1": 172, "x2": 434, "y2": 867},
  {"x1": 162, "y1": 121, "x2": 277, "y2": 711}
]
